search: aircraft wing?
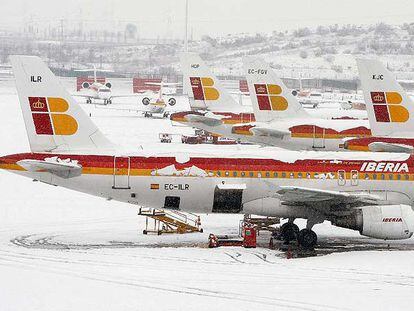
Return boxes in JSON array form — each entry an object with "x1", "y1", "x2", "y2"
[
  {"x1": 17, "y1": 158, "x2": 82, "y2": 179},
  {"x1": 250, "y1": 127, "x2": 290, "y2": 139},
  {"x1": 72, "y1": 93, "x2": 94, "y2": 99},
  {"x1": 368, "y1": 142, "x2": 414, "y2": 154},
  {"x1": 94, "y1": 106, "x2": 150, "y2": 113},
  {"x1": 144, "y1": 82, "x2": 181, "y2": 86},
  {"x1": 109, "y1": 94, "x2": 141, "y2": 99},
  {"x1": 184, "y1": 114, "x2": 224, "y2": 126},
  {"x1": 276, "y1": 186, "x2": 380, "y2": 207}
]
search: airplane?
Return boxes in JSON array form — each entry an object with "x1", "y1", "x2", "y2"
[
  {"x1": 292, "y1": 76, "x2": 362, "y2": 110},
  {"x1": 171, "y1": 54, "x2": 372, "y2": 150},
  {"x1": 298, "y1": 90, "x2": 323, "y2": 109},
  {"x1": 1, "y1": 55, "x2": 414, "y2": 249},
  {"x1": 73, "y1": 66, "x2": 139, "y2": 105},
  {"x1": 141, "y1": 81, "x2": 179, "y2": 118},
  {"x1": 344, "y1": 59, "x2": 414, "y2": 153}
]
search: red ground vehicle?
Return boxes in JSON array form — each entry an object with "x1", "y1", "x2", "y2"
[
  {"x1": 208, "y1": 225, "x2": 257, "y2": 248},
  {"x1": 181, "y1": 135, "x2": 204, "y2": 144},
  {"x1": 242, "y1": 225, "x2": 257, "y2": 248}
]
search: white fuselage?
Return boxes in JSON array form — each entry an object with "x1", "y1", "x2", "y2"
[
  {"x1": 6, "y1": 151, "x2": 413, "y2": 218},
  {"x1": 179, "y1": 117, "x2": 370, "y2": 151},
  {"x1": 81, "y1": 82, "x2": 112, "y2": 100}
]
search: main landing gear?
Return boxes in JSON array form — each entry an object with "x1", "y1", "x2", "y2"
[{"x1": 278, "y1": 219, "x2": 318, "y2": 249}]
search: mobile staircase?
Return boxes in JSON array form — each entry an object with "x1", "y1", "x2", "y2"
[{"x1": 138, "y1": 207, "x2": 203, "y2": 235}]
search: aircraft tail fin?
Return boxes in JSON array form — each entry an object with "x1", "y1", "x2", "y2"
[
  {"x1": 180, "y1": 52, "x2": 240, "y2": 112},
  {"x1": 243, "y1": 57, "x2": 309, "y2": 122},
  {"x1": 10, "y1": 55, "x2": 115, "y2": 153},
  {"x1": 357, "y1": 59, "x2": 414, "y2": 137}
]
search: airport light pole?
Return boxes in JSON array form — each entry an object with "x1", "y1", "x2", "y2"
[{"x1": 184, "y1": 0, "x2": 189, "y2": 52}]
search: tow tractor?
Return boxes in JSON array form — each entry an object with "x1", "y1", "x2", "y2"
[
  {"x1": 208, "y1": 224, "x2": 257, "y2": 248},
  {"x1": 208, "y1": 215, "x2": 281, "y2": 249}
]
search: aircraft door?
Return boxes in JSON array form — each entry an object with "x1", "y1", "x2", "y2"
[
  {"x1": 113, "y1": 156, "x2": 130, "y2": 189},
  {"x1": 212, "y1": 187, "x2": 243, "y2": 213},
  {"x1": 337, "y1": 170, "x2": 346, "y2": 186},
  {"x1": 351, "y1": 169, "x2": 358, "y2": 186},
  {"x1": 241, "y1": 113, "x2": 253, "y2": 123},
  {"x1": 313, "y1": 126, "x2": 325, "y2": 149}
]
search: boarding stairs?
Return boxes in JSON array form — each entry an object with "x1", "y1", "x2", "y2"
[{"x1": 138, "y1": 207, "x2": 203, "y2": 235}]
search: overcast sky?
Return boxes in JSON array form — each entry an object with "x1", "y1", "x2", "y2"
[{"x1": 1, "y1": 0, "x2": 413, "y2": 39}]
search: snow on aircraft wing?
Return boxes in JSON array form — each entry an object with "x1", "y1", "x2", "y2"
[
  {"x1": 276, "y1": 186, "x2": 380, "y2": 206},
  {"x1": 250, "y1": 127, "x2": 290, "y2": 138},
  {"x1": 184, "y1": 113, "x2": 224, "y2": 126},
  {"x1": 368, "y1": 142, "x2": 414, "y2": 153},
  {"x1": 17, "y1": 158, "x2": 82, "y2": 179}
]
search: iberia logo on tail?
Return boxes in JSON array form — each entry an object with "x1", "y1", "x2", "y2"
[
  {"x1": 28, "y1": 97, "x2": 78, "y2": 135},
  {"x1": 254, "y1": 84, "x2": 288, "y2": 111},
  {"x1": 190, "y1": 77, "x2": 219, "y2": 100},
  {"x1": 370, "y1": 91, "x2": 408, "y2": 123}
]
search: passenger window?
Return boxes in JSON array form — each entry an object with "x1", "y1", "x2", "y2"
[
  {"x1": 282, "y1": 172, "x2": 286, "y2": 178},
  {"x1": 257, "y1": 172, "x2": 262, "y2": 178},
  {"x1": 249, "y1": 172, "x2": 254, "y2": 177},
  {"x1": 372, "y1": 174, "x2": 377, "y2": 180},
  {"x1": 381, "y1": 174, "x2": 385, "y2": 180},
  {"x1": 217, "y1": 171, "x2": 221, "y2": 176},
  {"x1": 298, "y1": 172, "x2": 303, "y2": 178},
  {"x1": 265, "y1": 172, "x2": 270, "y2": 178},
  {"x1": 290, "y1": 172, "x2": 294, "y2": 178},
  {"x1": 274, "y1": 172, "x2": 278, "y2": 178},
  {"x1": 225, "y1": 171, "x2": 229, "y2": 177},
  {"x1": 397, "y1": 174, "x2": 401, "y2": 180},
  {"x1": 233, "y1": 171, "x2": 237, "y2": 177},
  {"x1": 388, "y1": 174, "x2": 393, "y2": 180},
  {"x1": 241, "y1": 172, "x2": 246, "y2": 177},
  {"x1": 405, "y1": 174, "x2": 409, "y2": 180},
  {"x1": 306, "y1": 172, "x2": 311, "y2": 179}
]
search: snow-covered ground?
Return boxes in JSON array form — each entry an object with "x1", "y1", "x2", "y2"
[{"x1": 0, "y1": 78, "x2": 413, "y2": 311}]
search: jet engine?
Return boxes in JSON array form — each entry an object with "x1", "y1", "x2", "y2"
[
  {"x1": 105, "y1": 82, "x2": 112, "y2": 89},
  {"x1": 333, "y1": 205, "x2": 414, "y2": 240},
  {"x1": 168, "y1": 98, "x2": 176, "y2": 106},
  {"x1": 142, "y1": 97, "x2": 150, "y2": 105},
  {"x1": 82, "y1": 81, "x2": 90, "y2": 89}
]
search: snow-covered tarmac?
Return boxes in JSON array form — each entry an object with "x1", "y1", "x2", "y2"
[{"x1": 1, "y1": 78, "x2": 414, "y2": 311}]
